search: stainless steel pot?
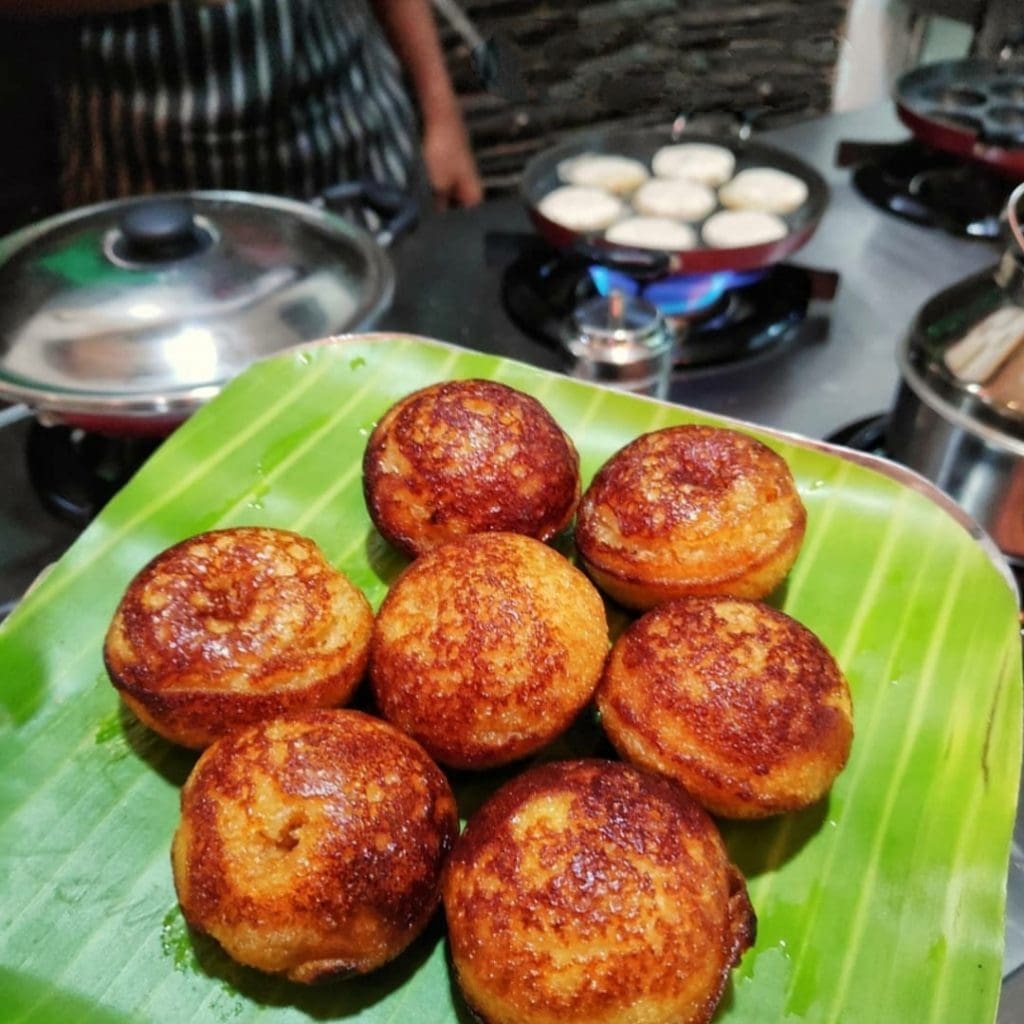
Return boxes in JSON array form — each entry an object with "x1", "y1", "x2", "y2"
[
  {"x1": 0, "y1": 183, "x2": 415, "y2": 435},
  {"x1": 888, "y1": 183, "x2": 1024, "y2": 567}
]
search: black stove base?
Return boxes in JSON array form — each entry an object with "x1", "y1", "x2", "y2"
[
  {"x1": 839, "y1": 138, "x2": 1013, "y2": 239},
  {"x1": 26, "y1": 423, "x2": 160, "y2": 527},
  {"x1": 824, "y1": 412, "x2": 890, "y2": 453},
  {"x1": 0, "y1": 418, "x2": 81, "y2": 621},
  {"x1": 500, "y1": 238, "x2": 819, "y2": 371}
]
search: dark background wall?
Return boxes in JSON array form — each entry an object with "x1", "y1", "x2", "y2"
[{"x1": 438, "y1": 0, "x2": 852, "y2": 191}]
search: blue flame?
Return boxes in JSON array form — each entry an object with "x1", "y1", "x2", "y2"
[{"x1": 588, "y1": 266, "x2": 765, "y2": 316}]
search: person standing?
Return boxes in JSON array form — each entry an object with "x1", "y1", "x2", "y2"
[{"x1": 0, "y1": 0, "x2": 482, "y2": 216}]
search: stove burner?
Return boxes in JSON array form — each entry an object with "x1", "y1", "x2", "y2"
[
  {"x1": 587, "y1": 265, "x2": 766, "y2": 317},
  {"x1": 838, "y1": 139, "x2": 1012, "y2": 239},
  {"x1": 27, "y1": 423, "x2": 159, "y2": 526},
  {"x1": 501, "y1": 240, "x2": 819, "y2": 370}
]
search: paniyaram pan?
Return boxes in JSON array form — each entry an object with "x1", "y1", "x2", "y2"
[
  {"x1": 520, "y1": 128, "x2": 829, "y2": 275},
  {"x1": 895, "y1": 57, "x2": 1024, "y2": 179}
]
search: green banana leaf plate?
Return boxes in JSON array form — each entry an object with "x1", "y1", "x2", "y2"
[{"x1": 1, "y1": 334, "x2": 1020, "y2": 1024}]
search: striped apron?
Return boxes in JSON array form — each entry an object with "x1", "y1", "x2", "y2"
[{"x1": 58, "y1": 0, "x2": 419, "y2": 206}]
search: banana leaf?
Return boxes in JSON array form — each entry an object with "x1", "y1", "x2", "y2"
[{"x1": 1, "y1": 334, "x2": 1020, "y2": 1024}]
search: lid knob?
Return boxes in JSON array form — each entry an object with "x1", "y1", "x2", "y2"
[{"x1": 116, "y1": 199, "x2": 209, "y2": 263}]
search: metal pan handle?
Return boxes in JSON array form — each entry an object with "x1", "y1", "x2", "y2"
[
  {"x1": 484, "y1": 231, "x2": 671, "y2": 281},
  {"x1": 0, "y1": 403, "x2": 31, "y2": 429},
  {"x1": 573, "y1": 241, "x2": 671, "y2": 281},
  {"x1": 315, "y1": 181, "x2": 419, "y2": 248}
]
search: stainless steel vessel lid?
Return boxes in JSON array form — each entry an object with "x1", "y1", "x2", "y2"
[
  {"x1": 903, "y1": 184, "x2": 1024, "y2": 442},
  {"x1": 0, "y1": 192, "x2": 393, "y2": 409},
  {"x1": 940, "y1": 251, "x2": 1024, "y2": 419}
]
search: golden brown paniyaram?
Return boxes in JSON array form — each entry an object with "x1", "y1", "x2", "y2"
[
  {"x1": 574, "y1": 424, "x2": 807, "y2": 609},
  {"x1": 104, "y1": 526, "x2": 373, "y2": 749},
  {"x1": 442, "y1": 759, "x2": 755, "y2": 1024},
  {"x1": 370, "y1": 532, "x2": 608, "y2": 769},
  {"x1": 597, "y1": 596, "x2": 854, "y2": 818},
  {"x1": 363, "y1": 378, "x2": 580, "y2": 559},
  {"x1": 172, "y1": 709, "x2": 459, "y2": 983}
]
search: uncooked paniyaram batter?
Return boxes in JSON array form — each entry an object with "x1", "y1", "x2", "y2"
[
  {"x1": 651, "y1": 142, "x2": 736, "y2": 186},
  {"x1": 537, "y1": 184, "x2": 625, "y2": 233},
  {"x1": 605, "y1": 215, "x2": 697, "y2": 250},
  {"x1": 557, "y1": 152, "x2": 650, "y2": 194}
]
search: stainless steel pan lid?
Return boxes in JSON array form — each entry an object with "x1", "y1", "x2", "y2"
[
  {"x1": 899, "y1": 182, "x2": 1024, "y2": 451},
  {"x1": 0, "y1": 191, "x2": 395, "y2": 419},
  {"x1": 886, "y1": 184, "x2": 1024, "y2": 567}
]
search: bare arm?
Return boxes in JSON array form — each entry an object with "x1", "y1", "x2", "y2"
[{"x1": 370, "y1": 0, "x2": 482, "y2": 207}]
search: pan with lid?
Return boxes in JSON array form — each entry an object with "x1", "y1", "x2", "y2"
[
  {"x1": 887, "y1": 182, "x2": 1024, "y2": 566},
  {"x1": 0, "y1": 184, "x2": 415, "y2": 435}
]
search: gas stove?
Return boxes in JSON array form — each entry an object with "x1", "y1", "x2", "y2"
[
  {"x1": 25, "y1": 421, "x2": 160, "y2": 527},
  {"x1": 836, "y1": 137, "x2": 1015, "y2": 239},
  {"x1": 0, "y1": 414, "x2": 81, "y2": 619},
  {"x1": 499, "y1": 235, "x2": 837, "y2": 372},
  {"x1": 0, "y1": 412, "x2": 161, "y2": 618}
]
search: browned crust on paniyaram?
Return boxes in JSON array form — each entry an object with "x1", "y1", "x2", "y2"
[
  {"x1": 442, "y1": 759, "x2": 755, "y2": 1024},
  {"x1": 597, "y1": 596, "x2": 854, "y2": 818},
  {"x1": 104, "y1": 527, "x2": 373, "y2": 749},
  {"x1": 370, "y1": 532, "x2": 608, "y2": 769},
  {"x1": 362, "y1": 378, "x2": 580, "y2": 559},
  {"x1": 574, "y1": 425, "x2": 806, "y2": 610},
  {"x1": 172, "y1": 709, "x2": 459, "y2": 982}
]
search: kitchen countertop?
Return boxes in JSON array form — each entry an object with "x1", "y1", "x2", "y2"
[{"x1": 1, "y1": 100, "x2": 1021, "y2": 1015}]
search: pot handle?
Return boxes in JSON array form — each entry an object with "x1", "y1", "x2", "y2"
[
  {"x1": 315, "y1": 181, "x2": 419, "y2": 248},
  {"x1": 573, "y1": 241, "x2": 671, "y2": 281},
  {"x1": 0, "y1": 403, "x2": 31, "y2": 429},
  {"x1": 484, "y1": 230, "x2": 671, "y2": 280}
]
